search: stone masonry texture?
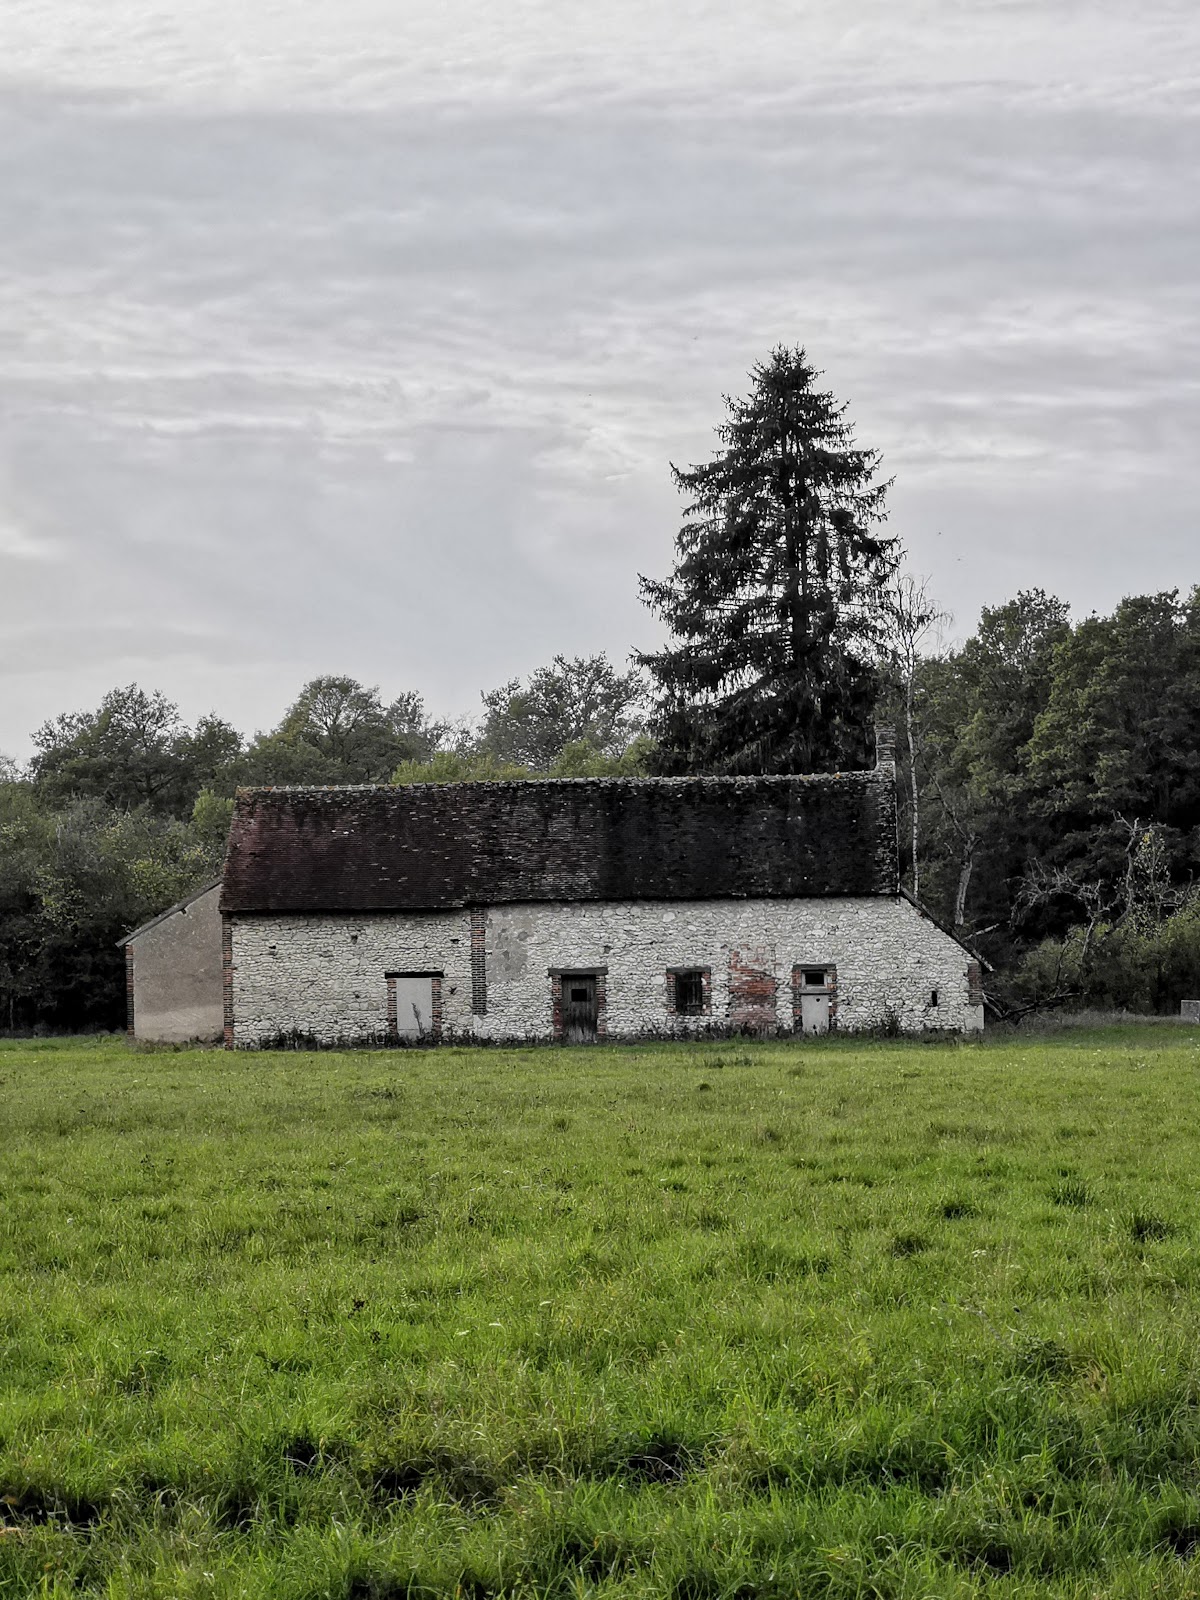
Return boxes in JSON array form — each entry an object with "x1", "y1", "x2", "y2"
[{"x1": 226, "y1": 895, "x2": 983, "y2": 1047}]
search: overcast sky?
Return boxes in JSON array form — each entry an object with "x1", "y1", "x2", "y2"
[{"x1": 1, "y1": 0, "x2": 1197, "y2": 757}]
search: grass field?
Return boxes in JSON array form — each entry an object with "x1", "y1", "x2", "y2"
[{"x1": 4, "y1": 1028, "x2": 1200, "y2": 1598}]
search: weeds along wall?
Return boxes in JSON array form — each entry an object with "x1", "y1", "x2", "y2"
[{"x1": 224, "y1": 896, "x2": 982, "y2": 1047}]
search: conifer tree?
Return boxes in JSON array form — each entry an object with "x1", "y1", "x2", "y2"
[{"x1": 638, "y1": 348, "x2": 898, "y2": 774}]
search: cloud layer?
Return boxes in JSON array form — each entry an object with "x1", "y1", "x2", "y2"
[{"x1": 1, "y1": 0, "x2": 1197, "y2": 754}]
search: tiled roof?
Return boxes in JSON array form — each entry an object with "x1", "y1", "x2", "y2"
[{"x1": 220, "y1": 773, "x2": 898, "y2": 913}]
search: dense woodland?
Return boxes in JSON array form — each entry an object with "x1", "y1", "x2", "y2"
[
  {"x1": 2, "y1": 587, "x2": 1199, "y2": 1032},
  {"x1": 3, "y1": 349, "x2": 1197, "y2": 1032}
]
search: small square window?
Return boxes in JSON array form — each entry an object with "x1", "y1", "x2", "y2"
[
  {"x1": 802, "y1": 969, "x2": 827, "y2": 989},
  {"x1": 673, "y1": 970, "x2": 706, "y2": 1015},
  {"x1": 570, "y1": 986, "x2": 589, "y2": 1003}
]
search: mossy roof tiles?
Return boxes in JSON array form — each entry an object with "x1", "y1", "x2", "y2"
[{"x1": 220, "y1": 773, "x2": 898, "y2": 913}]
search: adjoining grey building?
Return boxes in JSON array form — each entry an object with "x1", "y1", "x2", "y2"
[
  {"x1": 218, "y1": 741, "x2": 985, "y2": 1048},
  {"x1": 118, "y1": 879, "x2": 224, "y2": 1044}
]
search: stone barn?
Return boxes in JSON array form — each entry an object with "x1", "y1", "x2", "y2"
[
  {"x1": 218, "y1": 744, "x2": 984, "y2": 1047},
  {"x1": 118, "y1": 879, "x2": 224, "y2": 1044}
]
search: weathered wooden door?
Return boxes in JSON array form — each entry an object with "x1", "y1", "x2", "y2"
[
  {"x1": 796, "y1": 968, "x2": 832, "y2": 1035},
  {"x1": 562, "y1": 975, "x2": 598, "y2": 1043},
  {"x1": 394, "y1": 976, "x2": 434, "y2": 1040},
  {"x1": 799, "y1": 990, "x2": 831, "y2": 1034}
]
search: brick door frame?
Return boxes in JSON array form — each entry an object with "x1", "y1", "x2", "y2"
[
  {"x1": 548, "y1": 966, "x2": 608, "y2": 1042},
  {"x1": 386, "y1": 971, "x2": 444, "y2": 1044}
]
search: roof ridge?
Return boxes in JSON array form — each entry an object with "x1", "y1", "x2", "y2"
[{"x1": 234, "y1": 770, "x2": 882, "y2": 796}]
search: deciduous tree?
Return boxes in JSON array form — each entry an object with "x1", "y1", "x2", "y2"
[
  {"x1": 245, "y1": 676, "x2": 440, "y2": 785},
  {"x1": 30, "y1": 686, "x2": 243, "y2": 816},
  {"x1": 478, "y1": 655, "x2": 645, "y2": 772},
  {"x1": 879, "y1": 574, "x2": 948, "y2": 899}
]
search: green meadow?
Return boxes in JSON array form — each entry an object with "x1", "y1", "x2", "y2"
[{"x1": 4, "y1": 1029, "x2": 1200, "y2": 1598}]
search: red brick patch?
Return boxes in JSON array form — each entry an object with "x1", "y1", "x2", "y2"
[{"x1": 727, "y1": 945, "x2": 778, "y2": 1033}]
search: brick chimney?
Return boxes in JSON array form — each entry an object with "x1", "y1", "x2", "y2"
[{"x1": 874, "y1": 723, "x2": 896, "y2": 773}]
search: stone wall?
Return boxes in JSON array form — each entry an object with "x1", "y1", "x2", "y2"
[{"x1": 227, "y1": 895, "x2": 983, "y2": 1046}]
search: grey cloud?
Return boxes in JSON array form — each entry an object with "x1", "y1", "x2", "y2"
[{"x1": 1, "y1": 16, "x2": 1197, "y2": 751}]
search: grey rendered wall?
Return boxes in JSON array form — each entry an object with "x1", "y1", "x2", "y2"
[
  {"x1": 130, "y1": 884, "x2": 224, "y2": 1043},
  {"x1": 227, "y1": 896, "x2": 982, "y2": 1046}
]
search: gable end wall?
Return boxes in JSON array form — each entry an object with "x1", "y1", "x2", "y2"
[{"x1": 127, "y1": 883, "x2": 224, "y2": 1043}]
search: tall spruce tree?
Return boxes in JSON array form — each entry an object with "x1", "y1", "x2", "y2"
[{"x1": 638, "y1": 348, "x2": 898, "y2": 774}]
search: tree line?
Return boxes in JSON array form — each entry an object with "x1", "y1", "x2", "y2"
[
  {"x1": 0, "y1": 659, "x2": 650, "y2": 1032},
  {"x1": 884, "y1": 587, "x2": 1200, "y2": 1015},
  {"x1": 3, "y1": 346, "x2": 1197, "y2": 1030}
]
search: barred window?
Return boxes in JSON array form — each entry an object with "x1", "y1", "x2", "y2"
[{"x1": 673, "y1": 969, "x2": 706, "y2": 1016}]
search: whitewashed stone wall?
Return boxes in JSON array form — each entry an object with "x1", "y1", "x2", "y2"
[
  {"x1": 228, "y1": 895, "x2": 982, "y2": 1046},
  {"x1": 227, "y1": 908, "x2": 471, "y2": 1046}
]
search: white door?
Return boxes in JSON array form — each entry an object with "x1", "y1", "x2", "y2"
[
  {"x1": 799, "y1": 991, "x2": 831, "y2": 1034},
  {"x1": 393, "y1": 976, "x2": 434, "y2": 1040}
]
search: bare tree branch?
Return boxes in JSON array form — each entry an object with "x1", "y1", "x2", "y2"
[{"x1": 880, "y1": 574, "x2": 950, "y2": 900}]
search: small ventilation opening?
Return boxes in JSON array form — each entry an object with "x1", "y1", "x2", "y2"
[
  {"x1": 570, "y1": 986, "x2": 589, "y2": 1003},
  {"x1": 802, "y1": 969, "x2": 827, "y2": 989},
  {"x1": 930, "y1": 989, "x2": 939, "y2": 1008}
]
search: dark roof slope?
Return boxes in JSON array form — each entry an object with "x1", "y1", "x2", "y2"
[
  {"x1": 117, "y1": 878, "x2": 223, "y2": 947},
  {"x1": 220, "y1": 773, "x2": 898, "y2": 914}
]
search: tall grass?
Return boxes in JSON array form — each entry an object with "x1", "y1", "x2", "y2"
[{"x1": 2, "y1": 1025, "x2": 1200, "y2": 1596}]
